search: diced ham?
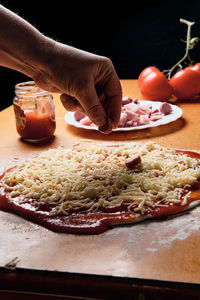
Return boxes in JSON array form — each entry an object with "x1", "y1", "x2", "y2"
[
  {"x1": 138, "y1": 114, "x2": 150, "y2": 125},
  {"x1": 133, "y1": 98, "x2": 139, "y2": 104},
  {"x1": 124, "y1": 102, "x2": 139, "y2": 113},
  {"x1": 74, "y1": 110, "x2": 85, "y2": 121},
  {"x1": 118, "y1": 112, "x2": 128, "y2": 127},
  {"x1": 126, "y1": 120, "x2": 138, "y2": 127},
  {"x1": 80, "y1": 116, "x2": 93, "y2": 126},
  {"x1": 137, "y1": 105, "x2": 152, "y2": 116},
  {"x1": 124, "y1": 109, "x2": 138, "y2": 122},
  {"x1": 150, "y1": 112, "x2": 164, "y2": 121},
  {"x1": 151, "y1": 108, "x2": 159, "y2": 114},
  {"x1": 125, "y1": 156, "x2": 141, "y2": 169},
  {"x1": 74, "y1": 96, "x2": 173, "y2": 130},
  {"x1": 122, "y1": 96, "x2": 133, "y2": 105},
  {"x1": 122, "y1": 97, "x2": 139, "y2": 106},
  {"x1": 160, "y1": 102, "x2": 172, "y2": 115},
  {"x1": 145, "y1": 103, "x2": 152, "y2": 110}
]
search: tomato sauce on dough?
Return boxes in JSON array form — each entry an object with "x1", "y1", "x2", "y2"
[{"x1": 0, "y1": 150, "x2": 200, "y2": 234}]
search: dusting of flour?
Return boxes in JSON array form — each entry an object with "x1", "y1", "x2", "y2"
[{"x1": 105, "y1": 206, "x2": 200, "y2": 254}]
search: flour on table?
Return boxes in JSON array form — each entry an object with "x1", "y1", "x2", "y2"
[{"x1": 105, "y1": 206, "x2": 200, "y2": 254}]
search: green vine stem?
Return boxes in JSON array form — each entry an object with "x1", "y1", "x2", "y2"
[{"x1": 163, "y1": 18, "x2": 199, "y2": 80}]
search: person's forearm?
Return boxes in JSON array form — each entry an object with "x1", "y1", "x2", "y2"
[
  {"x1": 0, "y1": 5, "x2": 54, "y2": 78},
  {"x1": 0, "y1": 5, "x2": 122, "y2": 132}
]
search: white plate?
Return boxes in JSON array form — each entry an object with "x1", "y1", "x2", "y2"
[{"x1": 64, "y1": 101, "x2": 183, "y2": 132}]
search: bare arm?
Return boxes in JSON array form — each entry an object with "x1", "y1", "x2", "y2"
[
  {"x1": 0, "y1": 5, "x2": 52, "y2": 77},
  {"x1": 0, "y1": 5, "x2": 122, "y2": 133}
]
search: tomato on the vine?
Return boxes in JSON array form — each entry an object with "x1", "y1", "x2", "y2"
[
  {"x1": 138, "y1": 66, "x2": 173, "y2": 101},
  {"x1": 138, "y1": 19, "x2": 200, "y2": 101},
  {"x1": 138, "y1": 63, "x2": 200, "y2": 101},
  {"x1": 188, "y1": 62, "x2": 200, "y2": 74},
  {"x1": 169, "y1": 67, "x2": 200, "y2": 99},
  {"x1": 138, "y1": 66, "x2": 159, "y2": 81}
]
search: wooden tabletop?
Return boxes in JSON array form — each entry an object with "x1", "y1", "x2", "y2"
[{"x1": 0, "y1": 79, "x2": 200, "y2": 299}]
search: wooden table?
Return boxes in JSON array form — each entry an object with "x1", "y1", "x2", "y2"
[{"x1": 0, "y1": 80, "x2": 200, "y2": 299}]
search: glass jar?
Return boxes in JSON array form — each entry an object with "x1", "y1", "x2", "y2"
[{"x1": 13, "y1": 81, "x2": 56, "y2": 142}]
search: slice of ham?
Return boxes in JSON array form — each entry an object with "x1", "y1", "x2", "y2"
[
  {"x1": 123, "y1": 102, "x2": 139, "y2": 113},
  {"x1": 137, "y1": 105, "x2": 152, "y2": 116},
  {"x1": 126, "y1": 120, "x2": 138, "y2": 127},
  {"x1": 124, "y1": 109, "x2": 138, "y2": 122},
  {"x1": 125, "y1": 156, "x2": 141, "y2": 169},
  {"x1": 122, "y1": 97, "x2": 133, "y2": 105},
  {"x1": 74, "y1": 110, "x2": 85, "y2": 122},
  {"x1": 138, "y1": 114, "x2": 150, "y2": 125},
  {"x1": 160, "y1": 102, "x2": 172, "y2": 115},
  {"x1": 80, "y1": 116, "x2": 93, "y2": 126},
  {"x1": 151, "y1": 108, "x2": 159, "y2": 114},
  {"x1": 150, "y1": 112, "x2": 164, "y2": 121},
  {"x1": 133, "y1": 98, "x2": 139, "y2": 104},
  {"x1": 118, "y1": 112, "x2": 128, "y2": 127}
]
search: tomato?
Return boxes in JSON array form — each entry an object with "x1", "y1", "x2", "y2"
[
  {"x1": 139, "y1": 63, "x2": 200, "y2": 101},
  {"x1": 138, "y1": 66, "x2": 173, "y2": 101},
  {"x1": 169, "y1": 67, "x2": 200, "y2": 99},
  {"x1": 188, "y1": 63, "x2": 200, "y2": 74},
  {"x1": 138, "y1": 66, "x2": 159, "y2": 81}
]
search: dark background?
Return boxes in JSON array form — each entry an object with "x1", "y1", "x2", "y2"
[{"x1": 1, "y1": 0, "x2": 200, "y2": 111}]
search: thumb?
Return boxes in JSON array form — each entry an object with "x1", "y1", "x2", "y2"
[{"x1": 78, "y1": 86, "x2": 107, "y2": 128}]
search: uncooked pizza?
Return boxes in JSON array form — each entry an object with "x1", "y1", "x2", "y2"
[{"x1": 0, "y1": 142, "x2": 200, "y2": 234}]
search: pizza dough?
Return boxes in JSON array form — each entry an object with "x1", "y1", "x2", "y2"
[{"x1": 1, "y1": 142, "x2": 200, "y2": 234}]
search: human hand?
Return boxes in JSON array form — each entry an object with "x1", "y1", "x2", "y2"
[
  {"x1": 0, "y1": 5, "x2": 121, "y2": 132},
  {"x1": 33, "y1": 42, "x2": 122, "y2": 133}
]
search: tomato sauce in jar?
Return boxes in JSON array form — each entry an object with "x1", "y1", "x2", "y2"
[{"x1": 13, "y1": 81, "x2": 56, "y2": 142}]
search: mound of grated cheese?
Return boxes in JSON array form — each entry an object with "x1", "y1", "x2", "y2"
[{"x1": 3, "y1": 142, "x2": 200, "y2": 216}]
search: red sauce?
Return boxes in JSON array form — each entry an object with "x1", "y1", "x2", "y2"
[
  {"x1": 0, "y1": 187, "x2": 137, "y2": 234},
  {"x1": 0, "y1": 149, "x2": 200, "y2": 235},
  {"x1": 14, "y1": 105, "x2": 56, "y2": 141},
  {"x1": 151, "y1": 182, "x2": 200, "y2": 218}
]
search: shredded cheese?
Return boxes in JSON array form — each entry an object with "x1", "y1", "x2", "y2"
[{"x1": 2, "y1": 142, "x2": 200, "y2": 216}]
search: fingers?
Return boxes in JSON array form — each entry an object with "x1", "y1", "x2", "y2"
[
  {"x1": 106, "y1": 77, "x2": 122, "y2": 129},
  {"x1": 60, "y1": 88, "x2": 106, "y2": 113},
  {"x1": 61, "y1": 89, "x2": 112, "y2": 134},
  {"x1": 98, "y1": 118, "x2": 113, "y2": 134},
  {"x1": 100, "y1": 64, "x2": 122, "y2": 129},
  {"x1": 60, "y1": 52, "x2": 122, "y2": 133},
  {"x1": 78, "y1": 84, "x2": 108, "y2": 130},
  {"x1": 60, "y1": 94, "x2": 84, "y2": 112}
]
